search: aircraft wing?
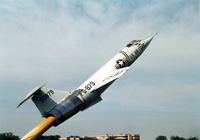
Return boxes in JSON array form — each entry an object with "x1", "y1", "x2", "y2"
[{"x1": 95, "y1": 67, "x2": 130, "y2": 90}]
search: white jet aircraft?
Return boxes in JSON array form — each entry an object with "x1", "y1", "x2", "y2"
[{"x1": 18, "y1": 34, "x2": 155, "y2": 140}]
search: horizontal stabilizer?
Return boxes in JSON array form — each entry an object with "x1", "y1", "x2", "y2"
[{"x1": 17, "y1": 85, "x2": 44, "y2": 108}]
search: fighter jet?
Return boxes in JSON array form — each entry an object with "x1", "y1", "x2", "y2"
[{"x1": 17, "y1": 34, "x2": 155, "y2": 140}]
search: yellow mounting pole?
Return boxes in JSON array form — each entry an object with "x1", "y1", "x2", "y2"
[{"x1": 21, "y1": 116, "x2": 57, "y2": 140}]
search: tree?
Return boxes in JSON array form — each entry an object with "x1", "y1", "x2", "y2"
[
  {"x1": 156, "y1": 135, "x2": 167, "y2": 140},
  {"x1": 171, "y1": 136, "x2": 185, "y2": 140},
  {"x1": 187, "y1": 137, "x2": 199, "y2": 140},
  {"x1": 170, "y1": 136, "x2": 199, "y2": 140},
  {"x1": 0, "y1": 132, "x2": 19, "y2": 140}
]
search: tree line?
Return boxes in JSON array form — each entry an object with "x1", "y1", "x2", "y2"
[
  {"x1": 0, "y1": 132, "x2": 199, "y2": 140},
  {"x1": 0, "y1": 132, "x2": 60, "y2": 140},
  {"x1": 156, "y1": 135, "x2": 199, "y2": 140}
]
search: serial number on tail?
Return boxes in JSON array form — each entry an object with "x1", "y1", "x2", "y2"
[{"x1": 39, "y1": 90, "x2": 54, "y2": 102}]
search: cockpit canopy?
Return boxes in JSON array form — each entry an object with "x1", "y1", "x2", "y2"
[{"x1": 126, "y1": 40, "x2": 141, "y2": 47}]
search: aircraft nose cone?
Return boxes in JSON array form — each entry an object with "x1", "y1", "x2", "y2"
[
  {"x1": 143, "y1": 37, "x2": 153, "y2": 46},
  {"x1": 141, "y1": 33, "x2": 157, "y2": 47}
]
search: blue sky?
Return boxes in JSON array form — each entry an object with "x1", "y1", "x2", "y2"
[{"x1": 0, "y1": 0, "x2": 200, "y2": 140}]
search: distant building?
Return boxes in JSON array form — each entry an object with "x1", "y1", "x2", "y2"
[{"x1": 59, "y1": 133, "x2": 140, "y2": 140}]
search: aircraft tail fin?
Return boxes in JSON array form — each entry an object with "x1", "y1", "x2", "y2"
[{"x1": 17, "y1": 85, "x2": 71, "y2": 117}]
